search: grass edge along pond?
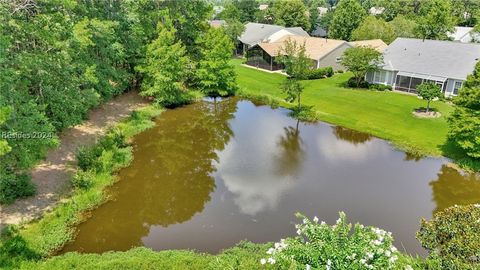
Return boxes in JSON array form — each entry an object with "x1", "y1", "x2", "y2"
[
  {"x1": 0, "y1": 104, "x2": 163, "y2": 267},
  {"x1": 233, "y1": 59, "x2": 479, "y2": 170}
]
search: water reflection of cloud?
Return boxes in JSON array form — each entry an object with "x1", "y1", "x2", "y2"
[{"x1": 214, "y1": 104, "x2": 299, "y2": 216}]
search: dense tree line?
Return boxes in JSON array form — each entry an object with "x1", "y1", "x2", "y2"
[{"x1": 0, "y1": 0, "x2": 235, "y2": 204}]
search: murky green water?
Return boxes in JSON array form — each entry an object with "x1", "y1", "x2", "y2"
[{"x1": 62, "y1": 98, "x2": 480, "y2": 256}]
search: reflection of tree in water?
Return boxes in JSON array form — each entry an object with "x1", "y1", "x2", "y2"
[
  {"x1": 430, "y1": 165, "x2": 480, "y2": 214},
  {"x1": 63, "y1": 99, "x2": 237, "y2": 253},
  {"x1": 403, "y1": 152, "x2": 423, "y2": 162},
  {"x1": 275, "y1": 120, "x2": 305, "y2": 176},
  {"x1": 332, "y1": 126, "x2": 372, "y2": 145}
]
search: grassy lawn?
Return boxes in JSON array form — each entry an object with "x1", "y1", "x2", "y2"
[{"x1": 233, "y1": 59, "x2": 454, "y2": 157}]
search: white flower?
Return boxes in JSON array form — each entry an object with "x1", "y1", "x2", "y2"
[
  {"x1": 320, "y1": 221, "x2": 326, "y2": 225},
  {"x1": 327, "y1": 259, "x2": 332, "y2": 265},
  {"x1": 313, "y1": 216, "x2": 319, "y2": 223},
  {"x1": 405, "y1": 265, "x2": 414, "y2": 270},
  {"x1": 385, "y1": 250, "x2": 391, "y2": 257},
  {"x1": 297, "y1": 229, "x2": 302, "y2": 235},
  {"x1": 306, "y1": 264, "x2": 311, "y2": 270},
  {"x1": 275, "y1": 242, "x2": 280, "y2": 249},
  {"x1": 266, "y1": 248, "x2": 274, "y2": 255},
  {"x1": 391, "y1": 246, "x2": 398, "y2": 252},
  {"x1": 303, "y1": 218, "x2": 308, "y2": 224},
  {"x1": 366, "y1": 252, "x2": 374, "y2": 259},
  {"x1": 260, "y1": 259, "x2": 266, "y2": 265},
  {"x1": 268, "y1": 257, "x2": 276, "y2": 264},
  {"x1": 389, "y1": 255, "x2": 398, "y2": 263},
  {"x1": 367, "y1": 265, "x2": 374, "y2": 269},
  {"x1": 360, "y1": 259, "x2": 366, "y2": 264},
  {"x1": 336, "y1": 218, "x2": 341, "y2": 224}
]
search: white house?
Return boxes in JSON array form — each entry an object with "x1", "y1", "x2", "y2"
[{"x1": 366, "y1": 38, "x2": 480, "y2": 96}]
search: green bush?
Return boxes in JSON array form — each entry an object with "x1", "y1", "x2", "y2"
[
  {"x1": 347, "y1": 77, "x2": 369, "y2": 88},
  {"x1": 76, "y1": 145, "x2": 103, "y2": 172},
  {"x1": 417, "y1": 204, "x2": 480, "y2": 269},
  {"x1": 305, "y1": 67, "x2": 334, "y2": 80},
  {"x1": 336, "y1": 70, "x2": 344, "y2": 73},
  {"x1": 369, "y1": 84, "x2": 392, "y2": 91},
  {"x1": 0, "y1": 226, "x2": 39, "y2": 269},
  {"x1": 0, "y1": 173, "x2": 36, "y2": 205},
  {"x1": 260, "y1": 212, "x2": 403, "y2": 269},
  {"x1": 71, "y1": 170, "x2": 95, "y2": 190}
]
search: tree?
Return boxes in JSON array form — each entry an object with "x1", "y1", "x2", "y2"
[
  {"x1": 196, "y1": 27, "x2": 237, "y2": 97},
  {"x1": 389, "y1": 15, "x2": 418, "y2": 38},
  {"x1": 318, "y1": 9, "x2": 334, "y2": 34},
  {"x1": 223, "y1": 19, "x2": 245, "y2": 48},
  {"x1": 415, "y1": 0, "x2": 454, "y2": 40},
  {"x1": 273, "y1": 0, "x2": 310, "y2": 30},
  {"x1": 451, "y1": 0, "x2": 480, "y2": 27},
  {"x1": 352, "y1": 16, "x2": 396, "y2": 44},
  {"x1": 340, "y1": 46, "x2": 382, "y2": 87},
  {"x1": 235, "y1": 0, "x2": 258, "y2": 23},
  {"x1": 416, "y1": 82, "x2": 442, "y2": 113},
  {"x1": 137, "y1": 15, "x2": 190, "y2": 106},
  {"x1": 307, "y1": 4, "x2": 320, "y2": 33},
  {"x1": 278, "y1": 39, "x2": 311, "y2": 110},
  {"x1": 329, "y1": 0, "x2": 367, "y2": 40},
  {"x1": 448, "y1": 62, "x2": 480, "y2": 159}
]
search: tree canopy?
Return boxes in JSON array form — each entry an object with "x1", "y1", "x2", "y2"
[
  {"x1": 352, "y1": 16, "x2": 396, "y2": 44},
  {"x1": 415, "y1": 0, "x2": 455, "y2": 40},
  {"x1": 329, "y1": 0, "x2": 367, "y2": 40},
  {"x1": 416, "y1": 82, "x2": 442, "y2": 112},
  {"x1": 272, "y1": 0, "x2": 310, "y2": 30}
]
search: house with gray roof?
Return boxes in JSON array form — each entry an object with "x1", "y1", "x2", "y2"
[
  {"x1": 237, "y1": 23, "x2": 309, "y2": 55},
  {"x1": 366, "y1": 38, "x2": 480, "y2": 96}
]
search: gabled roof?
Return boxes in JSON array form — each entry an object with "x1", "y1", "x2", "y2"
[
  {"x1": 256, "y1": 35, "x2": 350, "y2": 60},
  {"x1": 350, "y1": 39, "x2": 388, "y2": 52},
  {"x1": 381, "y1": 38, "x2": 480, "y2": 80},
  {"x1": 449, "y1": 26, "x2": 473, "y2": 41},
  {"x1": 239, "y1": 23, "x2": 309, "y2": 46}
]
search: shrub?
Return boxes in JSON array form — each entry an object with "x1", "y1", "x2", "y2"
[
  {"x1": 76, "y1": 145, "x2": 103, "y2": 172},
  {"x1": 305, "y1": 67, "x2": 334, "y2": 80},
  {"x1": 417, "y1": 204, "x2": 480, "y2": 269},
  {"x1": 369, "y1": 84, "x2": 392, "y2": 91},
  {"x1": 347, "y1": 77, "x2": 369, "y2": 88},
  {"x1": 0, "y1": 226, "x2": 39, "y2": 268},
  {"x1": 71, "y1": 170, "x2": 95, "y2": 190},
  {"x1": 0, "y1": 173, "x2": 36, "y2": 205},
  {"x1": 260, "y1": 212, "x2": 402, "y2": 269},
  {"x1": 336, "y1": 70, "x2": 344, "y2": 73}
]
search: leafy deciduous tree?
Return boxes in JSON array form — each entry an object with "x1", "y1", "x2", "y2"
[
  {"x1": 273, "y1": 0, "x2": 310, "y2": 30},
  {"x1": 196, "y1": 27, "x2": 237, "y2": 97},
  {"x1": 388, "y1": 15, "x2": 417, "y2": 38},
  {"x1": 340, "y1": 46, "x2": 382, "y2": 87},
  {"x1": 416, "y1": 82, "x2": 442, "y2": 113},
  {"x1": 329, "y1": 0, "x2": 367, "y2": 40},
  {"x1": 352, "y1": 16, "x2": 396, "y2": 44},
  {"x1": 415, "y1": 0, "x2": 454, "y2": 40}
]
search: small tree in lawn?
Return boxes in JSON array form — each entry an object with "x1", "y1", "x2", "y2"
[
  {"x1": 341, "y1": 46, "x2": 383, "y2": 88},
  {"x1": 417, "y1": 82, "x2": 442, "y2": 113},
  {"x1": 278, "y1": 39, "x2": 311, "y2": 110}
]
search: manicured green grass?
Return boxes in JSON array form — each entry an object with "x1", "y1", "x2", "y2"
[{"x1": 234, "y1": 59, "x2": 454, "y2": 157}]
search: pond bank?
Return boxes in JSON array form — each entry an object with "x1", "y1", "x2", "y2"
[{"x1": 0, "y1": 91, "x2": 149, "y2": 228}]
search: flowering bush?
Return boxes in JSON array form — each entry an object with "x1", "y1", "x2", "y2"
[{"x1": 260, "y1": 212, "x2": 402, "y2": 270}]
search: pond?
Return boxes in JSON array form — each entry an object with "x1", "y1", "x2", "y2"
[{"x1": 62, "y1": 98, "x2": 480, "y2": 256}]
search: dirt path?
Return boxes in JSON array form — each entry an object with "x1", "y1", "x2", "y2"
[{"x1": 0, "y1": 91, "x2": 149, "y2": 228}]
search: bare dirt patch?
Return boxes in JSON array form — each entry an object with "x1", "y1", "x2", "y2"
[
  {"x1": 412, "y1": 109, "x2": 441, "y2": 118},
  {"x1": 0, "y1": 91, "x2": 149, "y2": 228}
]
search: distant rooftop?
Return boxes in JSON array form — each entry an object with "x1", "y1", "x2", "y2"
[
  {"x1": 239, "y1": 23, "x2": 309, "y2": 46},
  {"x1": 350, "y1": 39, "x2": 388, "y2": 52},
  {"x1": 382, "y1": 38, "x2": 480, "y2": 80}
]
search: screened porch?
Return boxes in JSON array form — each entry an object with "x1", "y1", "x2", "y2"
[
  {"x1": 245, "y1": 46, "x2": 283, "y2": 71},
  {"x1": 394, "y1": 71, "x2": 447, "y2": 94}
]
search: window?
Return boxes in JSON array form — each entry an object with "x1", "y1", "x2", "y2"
[
  {"x1": 374, "y1": 70, "x2": 386, "y2": 83},
  {"x1": 453, "y1": 81, "x2": 462, "y2": 95}
]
